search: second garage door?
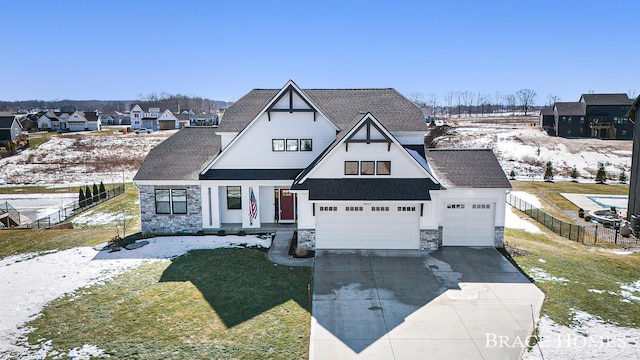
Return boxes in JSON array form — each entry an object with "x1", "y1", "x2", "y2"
[
  {"x1": 315, "y1": 203, "x2": 420, "y2": 249},
  {"x1": 442, "y1": 202, "x2": 495, "y2": 246}
]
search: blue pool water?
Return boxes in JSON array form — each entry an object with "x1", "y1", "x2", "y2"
[{"x1": 586, "y1": 195, "x2": 628, "y2": 209}]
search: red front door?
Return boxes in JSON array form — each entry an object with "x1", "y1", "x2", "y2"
[{"x1": 279, "y1": 189, "x2": 295, "y2": 222}]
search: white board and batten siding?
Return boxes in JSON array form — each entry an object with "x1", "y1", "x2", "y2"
[
  {"x1": 212, "y1": 111, "x2": 336, "y2": 169},
  {"x1": 315, "y1": 202, "x2": 420, "y2": 249}
]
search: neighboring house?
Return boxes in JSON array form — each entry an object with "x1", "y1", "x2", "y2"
[
  {"x1": 0, "y1": 115, "x2": 23, "y2": 145},
  {"x1": 553, "y1": 93, "x2": 634, "y2": 139},
  {"x1": 17, "y1": 116, "x2": 37, "y2": 132},
  {"x1": 99, "y1": 113, "x2": 125, "y2": 126},
  {"x1": 129, "y1": 102, "x2": 180, "y2": 130},
  {"x1": 189, "y1": 113, "x2": 220, "y2": 127},
  {"x1": 626, "y1": 96, "x2": 640, "y2": 229},
  {"x1": 539, "y1": 107, "x2": 555, "y2": 135},
  {"x1": 36, "y1": 110, "x2": 100, "y2": 131},
  {"x1": 134, "y1": 80, "x2": 511, "y2": 250}
]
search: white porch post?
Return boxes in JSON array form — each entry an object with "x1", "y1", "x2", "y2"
[
  {"x1": 201, "y1": 185, "x2": 220, "y2": 229},
  {"x1": 241, "y1": 185, "x2": 261, "y2": 228}
]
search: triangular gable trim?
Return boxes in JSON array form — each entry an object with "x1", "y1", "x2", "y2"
[
  {"x1": 266, "y1": 83, "x2": 317, "y2": 121},
  {"x1": 298, "y1": 113, "x2": 438, "y2": 184},
  {"x1": 201, "y1": 80, "x2": 338, "y2": 174},
  {"x1": 344, "y1": 116, "x2": 393, "y2": 151}
]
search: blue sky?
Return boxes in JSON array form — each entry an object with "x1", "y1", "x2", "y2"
[{"x1": 2, "y1": 0, "x2": 639, "y2": 105}]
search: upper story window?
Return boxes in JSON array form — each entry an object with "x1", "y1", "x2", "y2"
[
  {"x1": 344, "y1": 161, "x2": 391, "y2": 175},
  {"x1": 272, "y1": 139, "x2": 285, "y2": 151},
  {"x1": 345, "y1": 161, "x2": 359, "y2": 175},
  {"x1": 286, "y1": 139, "x2": 299, "y2": 151},
  {"x1": 300, "y1": 139, "x2": 312, "y2": 151}
]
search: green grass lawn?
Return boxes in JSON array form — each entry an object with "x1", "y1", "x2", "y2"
[
  {"x1": 25, "y1": 249, "x2": 312, "y2": 359},
  {"x1": 506, "y1": 228, "x2": 640, "y2": 328},
  {"x1": 512, "y1": 180, "x2": 629, "y2": 211}
]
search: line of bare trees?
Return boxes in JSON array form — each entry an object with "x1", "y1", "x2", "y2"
[{"x1": 409, "y1": 89, "x2": 538, "y2": 117}]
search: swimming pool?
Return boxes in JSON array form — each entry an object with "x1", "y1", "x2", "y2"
[{"x1": 585, "y1": 195, "x2": 628, "y2": 210}]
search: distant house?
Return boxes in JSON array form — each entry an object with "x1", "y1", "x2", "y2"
[
  {"x1": 626, "y1": 96, "x2": 640, "y2": 229},
  {"x1": 36, "y1": 110, "x2": 100, "y2": 131},
  {"x1": 539, "y1": 107, "x2": 555, "y2": 135},
  {"x1": 189, "y1": 113, "x2": 220, "y2": 127},
  {"x1": 129, "y1": 103, "x2": 180, "y2": 130},
  {"x1": 99, "y1": 112, "x2": 125, "y2": 125},
  {"x1": 0, "y1": 116, "x2": 23, "y2": 145},
  {"x1": 553, "y1": 93, "x2": 634, "y2": 139}
]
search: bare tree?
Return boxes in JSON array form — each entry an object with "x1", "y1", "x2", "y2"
[
  {"x1": 505, "y1": 94, "x2": 517, "y2": 115},
  {"x1": 476, "y1": 92, "x2": 488, "y2": 116},
  {"x1": 494, "y1": 91, "x2": 503, "y2": 114},
  {"x1": 408, "y1": 91, "x2": 427, "y2": 107},
  {"x1": 444, "y1": 91, "x2": 454, "y2": 117},
  {"x1": 461, "y1": 91, "x2": 474, "y2": 117},
  {"x1": 629, "y1": 89, "x2": 638, "y2": 99},
  {"x1": 516, "y1": 89, "x2": 537, "y2": 116},
  {"x1": 426, "y1": 93, "x2": 438, "y2": 115},
  {"x1": 547, "y1": 94, "x2": 560, "y2": 108},
  {"x1": 455, "y1": 91, "x2": 464, "y2": 117},
  {"x1": 113, "y1": 207, "x2": 134, "y2": 240}
]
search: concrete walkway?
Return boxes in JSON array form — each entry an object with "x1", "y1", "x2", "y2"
[
  {"x1": 310, "y1": 248, "x2": 544, "y2": 359},
  {"x1": 267, "y1": 231, "x2": 313, "y2": 267}
]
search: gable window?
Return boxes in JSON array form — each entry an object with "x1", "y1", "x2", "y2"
[
  {"x1": 272, "y1": 139, "x2": 285, "y2": 151},
  {"x1": 227, "y1": 186, "x2": 241, "y2": 209},
  {"x1": 155, "y1": 189, "x2": 187, "y2": 214},
  {"x1": 286, "y1": 139, "x2": 299, "y2": 151},
  {"x1": 446, "y1": 204, "x2": 465, "y2": 209},
  {"x1": 300, "y1": 139, "x2": 312, "y2": 151},
  {"x1": 398, "y1": 206, "x2": 416, "y2": 212},
  {"x1": 345, "y1": 161, "x2": 359, "y2": 175},
  {"x1": 155, "y1": 190, "x2": 171, "y2": 214},
  {"x1": 377, "y1": 161, "x2": 391, "y2": 175},
  {"x1": 361, "y1": 161, "x2": 375, "y2": 175}
]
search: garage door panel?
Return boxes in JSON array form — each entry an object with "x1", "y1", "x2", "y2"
[
  {"x1": 442, "y1": 203, "x2": 495, "y2": 246},
  {"x1": 316, "y1": 204, "x2": 419, "y2": 249}
]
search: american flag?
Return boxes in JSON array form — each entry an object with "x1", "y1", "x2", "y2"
[{"x1": 249, "y1": 187, "x2": 257, "y2": 223}]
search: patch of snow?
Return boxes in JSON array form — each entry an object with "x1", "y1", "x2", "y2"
[
  {"x1": 523, "y1": 309, "x2": 640, "y2": 360},
  {"x1": 617, "y1": 280, "x2": 640, "y2": 303},
  {"x1": 538, "y1": 259, "x2": 546, "y2": 263},
  {"x1": 72, "y1": 211, "x2": 131, "y2": 227},
  {"x1": 511, "y1": 191, "x2": 543, "y2": 208},
  {"x1": 505, "y1": 205, "x2": 543, "y2": 233},
  {"x1": 528, "y1": 267, "x2": 569, "y2": 284},
  {"x1": 588, "y1": 289, "x2": 606, "y2": 294},
  {"x1": 0, "y1": 235, "x2": 272, "y2": 358},
  {"x1": 67, "y1": 344, "x2": 109, "y2": 359}
]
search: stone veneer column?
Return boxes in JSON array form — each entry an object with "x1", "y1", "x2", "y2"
[
  {"x1": 494, "y1": 226, "x2": 505, "y2": 248},
  {"x1": 297, "y1": 229, "x2": 316, "y2": 250},
  {"x1": 419, "y1": 227, "x2": 442, "y2": 250}
]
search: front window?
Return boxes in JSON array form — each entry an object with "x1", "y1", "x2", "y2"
[
  {"x1": 286, "y1": 139, "x2": 299, "y2": 151},
  {"x1": 272, "y1": 139, "x2": 285, "y2": 151},
  {"x1": 361, "y1": 161, "x2": 375, "y2": 175},
  {"x1": 227, "y1": 186, "x2": 241, "y2": 209},
  {"x1": 345, "y1": 161, "x2": 359, "y2": 175},
  {"x1": 171, "y1": 189, "x2": 187, "y2": 214},
  {"x1": 155, "y1": 190, "x2": 171, "y2": 214}
]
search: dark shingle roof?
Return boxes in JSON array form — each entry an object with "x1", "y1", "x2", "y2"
[
  {"x1": 291, "y1": 178, "x2": 440, "y2": 200},
  {"x1": 200, "y1": 169, "x2": 303, "y2": 180},
  {"x1": 131, "y1": 102, "x2": 180, "y2": 114},
  {"x1": 627, "y1": 96, "x2": 640, "y2": 118},
  {"x1": 580, "y1": 93, "x2": 633, "y2": 106},
  {"x1": 540, "y1": 108, "x2": 554, "y2": 116},
  {"x1": 554, "y1": 102, "x2": 585, "y2": 116},
  {"x1": 81, "y1": 111, "x2": 99, "y2": 121},
  {"x1": 134, "y1": 127, "x2": 220, "y2": 181},
  {"x1": 424, "y1": 149, "x2": 511, "y2": 189},
  {"x1": 0, "y1": 116, "x2": 16, "y2": 128},
  {"x1": 218, "y1": 88, "x2": 426, "y2": 133}
]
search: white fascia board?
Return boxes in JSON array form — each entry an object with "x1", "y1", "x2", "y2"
[
  {"x1": 299, "y1": 113, "x2": 439, "y2": 184},
  {"x1": 201, "y1": 80, "x2": 337, "y2": 174},
  {"x1": 200, "y1": 180, "x2": 294, "y2": 187}
]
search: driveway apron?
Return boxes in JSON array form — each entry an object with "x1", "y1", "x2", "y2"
[{"x1": 310, "y1": 248, "x2": 544, "y2": 360}]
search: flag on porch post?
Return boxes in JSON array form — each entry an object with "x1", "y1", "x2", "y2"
[{"x1": 249, "y1": 187, "x2": 257, "y2": 225}]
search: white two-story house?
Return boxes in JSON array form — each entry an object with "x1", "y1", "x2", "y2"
[{"x1": 134, "y1": 80, "x2": 511, "y2": 250}]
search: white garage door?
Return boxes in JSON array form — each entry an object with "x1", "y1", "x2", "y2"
[
  {"x1": 315, "y1": 203, "x2": 420, "y2": 249},
  {"x1": 442, "y1": 202, "x2": 495, "y2": 246}
]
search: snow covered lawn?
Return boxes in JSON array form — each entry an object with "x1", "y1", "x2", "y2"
[{"x1": 0, "y1": 235, "x2": 272, "y2": 359}]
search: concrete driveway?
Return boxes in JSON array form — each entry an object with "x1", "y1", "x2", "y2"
[{"x1": 310, "y1": 247, "x2": 544, "y2": 359}]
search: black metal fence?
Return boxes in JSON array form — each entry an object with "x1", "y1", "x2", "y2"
[
  {"x1": 0, "y1": 201, "x2": 21, "y2": 226},
  {"x1": 507, "y1": 193, "x2": 639, "y2": 247},
  {"x1": 28, "y1": 184, "x2": 125, "y2": 229}
]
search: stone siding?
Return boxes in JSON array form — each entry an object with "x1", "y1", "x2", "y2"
[
  {"x1": 139, "y1": 185, "x2": 202, "y2": 235},
  {"x1": 494, "y1": 226, "x2": 505, "y2": 248},
  {"x1": 297, "y1": 229, "x2": 316, "y2": 250},
  {"x1": 419, "y1": 227, "x2": 442, "y2": 250}
]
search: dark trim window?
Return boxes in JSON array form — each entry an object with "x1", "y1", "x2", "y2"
[
  {"x1": 286, "y1": 139, "x2": 299, "y2": 151},
  {"x1": 171, "y1": 189, "x2": 187, "y2": 214},
  {"x1": 300, "y1": 139, "x2": 312, "y2": 151},
  {"x1": 155, "y1": 189, "x2": 171, "y2": 214},
  {"x1": 272, "y1": 139, "x2": 285, "y2": 151},
  {"x1": 155, "y1": 189, "x2": 187, "y2": 214},
  {"x1": 377, "y1": 161, "x2": 391, "y2": 175},
  {"x1": 361, "y1": 161, "x2": 375, "y2": 175},
  {"x1": 345, "y1": 161, "x2": 359, "y2": 175},
  {"x1": 227, "y1": 186, "x2": 241, "y2": 209}
]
